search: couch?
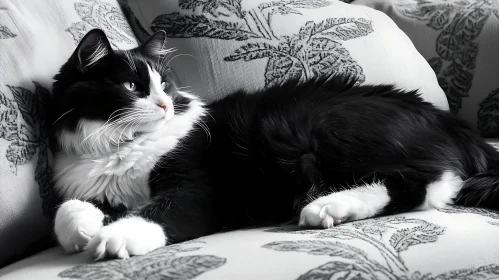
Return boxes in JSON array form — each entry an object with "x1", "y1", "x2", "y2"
[{"x1": 1, "y1": 0, "x2": 499, "y2": 279}]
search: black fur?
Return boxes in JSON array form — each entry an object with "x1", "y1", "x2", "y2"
[
  {"x1": 50, "y1": 30, "x2": 181, "y2": 133},
  {"x1": 137, "y1": 76, "x2": 499, "y2": 243},
  {"x1": 51, "y1": 30, "x2": 499, "y2": 247}
]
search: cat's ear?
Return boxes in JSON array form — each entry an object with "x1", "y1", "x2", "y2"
[
  {"x1": 139, "y1": 30, "x2": 174, "y2": 57},
  {"x1": 75, "y1": 29, "x2": 113, "y2": 72}
]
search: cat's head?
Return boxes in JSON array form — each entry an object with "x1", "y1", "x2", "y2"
[{"x1": 51, "y1": 29, "x2": 204, "y2": 155}]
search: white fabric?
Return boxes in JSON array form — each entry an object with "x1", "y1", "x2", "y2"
[
  {"x1": 122, "y1": 0, "x2": 449, "y2": 110},
  {"x1": 0, "y1": 0, "x2": 137, "y2": 265},
  {"x1": 1, "y1": 208, "x2": 499, "y2": 279}
]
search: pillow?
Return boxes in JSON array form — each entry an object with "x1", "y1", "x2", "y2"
[
  {"x1": 352, "y1": 0, "x2": 499, "y2": 137},
  {"x1": 0, "y1": 0, "x2": 137, "y2": 266},
  {"x1": 119, "y1": 0, "x2": 449, "y2": 110}
]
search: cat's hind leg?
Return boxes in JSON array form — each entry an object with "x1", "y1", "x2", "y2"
[{"x1": 299, "y1": 171, "x2": 463, "y2": 228}]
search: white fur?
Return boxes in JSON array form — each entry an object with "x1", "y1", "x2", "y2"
[
  {"x1": 54, "y1": 67, "x2": 206, "y2": 208},
  {"x1": 86, "y1": 216, "x2": 166, "y2": 260},
  {"x1": 54, "y1": 200, "x2": 105, "y2": 253},
  {"x1": 416, "y1": 171, "x2": 463, "y2": 210},
  {"x1": 299, "y1": 182, "x2": 390, "y2": 228}
]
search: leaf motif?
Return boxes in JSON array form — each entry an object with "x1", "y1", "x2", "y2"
[
  {"x1": 488, "y1": 221, "x2": 499, "y2": 226},
  {"x1": 427, "y1": 57, "x2": 443, "y2": 74},
  {"x1": 0, "y1": 91, "x2": 18, "y2": 141},
  {"x1": 297, "y1": 261, "x2": 379, "y2": 280},
  {"x1": 428, "y1": 8, "x2": 452, "y2": 30},
  {"x1": 348, "y1": 220, "x2": 394, "y2": 238},
  {"x1": 224, "y1": 42, "x2": 278, "y2": 61},
  {"x1": 156, "y1": 255, "x2": 226, "y2": 279},
  {"x1": 59, "y1": 261, "x2": 130, "y2": 280},
  {"x1": 66, "y1": 22, "x2": 90, "y2": 45},
  {"x1": 0, "y1": 24, "x2": 17, "y2": 39},
  {"x1": 68, "y1": 0, "x2": 135, "y2": 47},
  {"x1": 265, "y1": 55, "x2": 303, "y2": 87},
  {"x1": 307, "y1": 38, "x2": 365, "y2": 82},
  {"x1": 439, "y1": 60, "x2": 473, "y2": 114},
  {"x1": 438, "y1": 206, "x2": 499, "y2": 220},
  {"x1": 151, "y1": 13, "x2": 256, "y2": 41},
  {"x1": 395, "y1": 1, "x2": 458, "y2": 22},
  {"x1": 6, "y1": 136, "x2": 38, "y2": 171},
  {"x1": 180, "y1": 0, "x2": 244, "y2": 18},
  {"x1": 60, "y1": 241, "x2": 225, "y2": 280},
  {"x1": 432, "y1": 264, "x2": 499, "y2": 280},
  {"x1": 314, "y1": 18, "x2": 374, "y2": 41},
  {"x1": 477, "y1": 89, "x2": 499, "y2": 137},
  {"x1": 259, "y1": 0, "x2": 331, "y2": 10},
  {"x1": 436, "y1": 7, "x2": 490, "y2": 61},
  {"x1": 264, "y1": 227, "x2": 323, "y2": 234},
  {"x1": 60, "y1": 255, "x2": 226, "y2": 280},
  {"x1": 8, "y1": 85, "x2": 38, "y2": 129},
  {"x1": 74, "y1": 2, "x2": 93, "y2": 19},
  {"x1": 262, "y1": 240, "x2": 369, "y2": 261},
  {"x1": 389, "y1": 222, "x2": 445, "y2": 252}
]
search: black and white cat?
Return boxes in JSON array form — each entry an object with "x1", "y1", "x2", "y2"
[{"x1": 50, "y1": 29, "x2": 499, "y2": 260}]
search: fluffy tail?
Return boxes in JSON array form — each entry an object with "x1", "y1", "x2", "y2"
[{"x1": 456, "y1": 169, "x2": 499, "y2": 210}]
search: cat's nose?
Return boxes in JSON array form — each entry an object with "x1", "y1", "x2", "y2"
[{"x1": 157, "y1": 103, "x2": 167, "y2": 111}]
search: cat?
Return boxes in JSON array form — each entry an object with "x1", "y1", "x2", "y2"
[{"x1": 50, "y1": 29, "x2": 499, "y2": 260}]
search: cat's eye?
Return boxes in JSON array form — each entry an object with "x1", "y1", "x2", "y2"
[
  {"x1": 123, "y1": 81, "x2": 137, "y2": 91},
  {"x1": 161, "y1": 81, "x2": 168, "y2": 90}
]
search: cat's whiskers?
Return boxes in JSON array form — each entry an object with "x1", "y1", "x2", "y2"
[
  {"x1": 81, "y1": 109, "x2": 141, "y2": 146},
  {"x1": 166, "y1": 53, "x2": 196, "y2": 67},
  {"x1": 108, "y1": 112, "x2": 149, "y2": 144},
  {"x1": 158, "y1": 52, "x2": 174, "y2": 73},
  {"x1": 83, "y1": 111, "x2": 150, "y2": 154},
  {"x1": 117, "y1": 116, "x2": 144, "y2": 152},
  {"x1": 52, "y1": 108, "x2": 75, "y2": 125},
  {"x1": 194, "y1": 119, "x2": 211, "y2": 146}
]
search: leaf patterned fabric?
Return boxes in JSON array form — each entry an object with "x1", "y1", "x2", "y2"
[
  {"x1": 120, "y1": 0, "x2": 449, "y2": 110},
  {"x1": 3, "y1": 206, "x2": 499, "y2": 279},
  {"x1": 353, "y1": 0, "x2": 499, "y2": 137},
  {"x1": 0, "y1": 0, "x2": 137, "y2": 267}
]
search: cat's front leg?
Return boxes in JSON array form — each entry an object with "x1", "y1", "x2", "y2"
[
  {"x1": 86, "y1": 216, "x2": 166, "y2": 260},
  {"x1": 85, "y1": 182, "x2": 219, "y2": 260},
  {"x1": 55, "y1": 200, "x2": 105, "y2": 253},
  {"x1": 299, "y1": 182, "x2": 390, "y2": 228}
]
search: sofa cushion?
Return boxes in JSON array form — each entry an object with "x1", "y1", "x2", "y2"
[
  {"x1": 119, "y1": 0, "x2": 449, "y2": 110},
  {"x1": 0, "y1": 0, "x2": 138, "y2": 267},
  {"x1": 1, "y1": 206, "x2": 499, "y2": 280},
  {"x1": 352, "y1": 0, "x2": 499, "y2": 136}
]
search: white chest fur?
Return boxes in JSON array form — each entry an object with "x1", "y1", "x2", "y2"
[{"x1": 54, "y1": 98, "x2": 205, "y2": 208}]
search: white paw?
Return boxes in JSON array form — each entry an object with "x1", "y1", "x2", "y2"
[
  {"x1": 86, "y1": 216, "x2": 166, "y2": 260},
  {"x1": 299, "y1": 194, "x2": 369, "y2": 228},
  {"x1": 55, "y1": 200, "x2": 105, "y2": 253}
]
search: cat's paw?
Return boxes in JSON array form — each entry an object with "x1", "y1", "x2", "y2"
[
  {"x1": 298, "y1": 193, "x2": 368, "y2": 228},
  {"x1": 55, "y1": 200, "x2": 105, "y2": 253},
  {"x1": 86, "y1": 216, "x2": 166, "y2": 260}
]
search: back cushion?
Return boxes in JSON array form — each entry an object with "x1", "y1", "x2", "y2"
[
  {"x1": 353, "y1": 0, "x2": 499, "y2": 136},
  {"x1": 0, "y1": 0, "x2": 137, "y2": 266},
  {"x1": 119, "y1": 0, "x2": 449, "y2": 110}
]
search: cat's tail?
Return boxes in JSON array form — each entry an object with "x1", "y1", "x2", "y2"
[{"x1": 456, "y1": 168, "x2": 499, "y2": 211}]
